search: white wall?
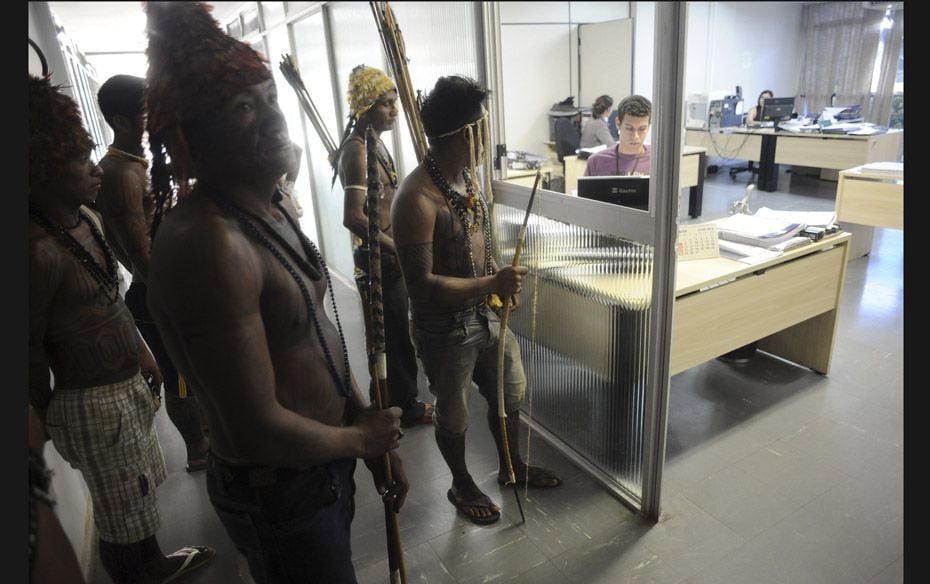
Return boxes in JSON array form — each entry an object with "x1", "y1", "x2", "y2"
[
  {"x1": 635, "y1": 2, "x2": 803, "y2": 105},
  {"x1": 499, "y1": 1, "x2": 630, "y2": 155}
]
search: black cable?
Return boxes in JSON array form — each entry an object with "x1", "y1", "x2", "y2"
[{"x1": 28, "y1": 38, "x2": 48, "y2": 77}]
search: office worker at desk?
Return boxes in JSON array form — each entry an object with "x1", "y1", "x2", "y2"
[
  {"x1": 583, "y1": 95, "x2": 652, "y2": 177},
  {"x1": 579, "y1": 94, "x2": 615, "y2": 148},
  {"x1": 746, "y1": 89, "x2": 774, "y2": 125}
]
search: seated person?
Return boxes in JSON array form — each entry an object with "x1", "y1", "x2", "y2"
[
  {"x1": 583, "y1": 95, "x2": 652, "y2": 177},
  {"x1": 746, "y1": 89, "x2": 773, "y2": 125},
  {"x1": 579, "y1": 94, "x2": 614, "y2": 148}
]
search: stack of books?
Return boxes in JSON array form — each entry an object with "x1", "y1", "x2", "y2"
[{"x1": 715, "y1": 213, "x2": 807, "y2": 251}]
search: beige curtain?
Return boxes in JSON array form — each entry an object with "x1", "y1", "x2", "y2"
[
  {"x1": 872, "y1": 9, "x2": 903, "y2": 127},
  {"x1": 796, "y1": 3, "x2": 884, "y2": 120}
]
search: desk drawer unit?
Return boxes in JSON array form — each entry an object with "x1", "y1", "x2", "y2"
[
  {"x1": 671, "y1": 245, "x2": 846, "y2": 375},
  {"x1": 774, "y1": 136, "x2": 867, "y2": 170},
  {"x1": 836, "y1": 174, "x2": 903, "y2": 229}
]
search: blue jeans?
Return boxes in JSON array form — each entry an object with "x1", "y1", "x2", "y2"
[
  {"x1": 206, "y1": 455, "x2": 358, "y2": 584},
  {"x1": 412, "y1": 304, "x2": 526, "y2": 435}
]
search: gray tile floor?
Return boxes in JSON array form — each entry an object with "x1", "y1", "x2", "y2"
[{"x1": 110, "y1": 161, "x2": 903, "y2": 583}]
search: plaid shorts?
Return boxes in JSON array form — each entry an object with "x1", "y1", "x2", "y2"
[{"x1": 45, "y1": 372, "x2": 167, "y2": 544}]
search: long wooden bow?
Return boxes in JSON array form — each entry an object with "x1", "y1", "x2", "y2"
[
  {"x1": 365, "y1": 125, "x2": 407, "y2": 584},
  {"x1": 370, "y1": 1, "x2": 428, "y2": 163},
  {"x1": 496, "y1": 170, "x2": 541, "y2": 525}
]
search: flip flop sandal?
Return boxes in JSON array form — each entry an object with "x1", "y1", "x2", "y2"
[
  {"x1": 447, "y1": 488, "x2": 501, "y2": 525},
  {"x1": 160, "y1": 545, "x2": 215, "y2": 583},
  {"x1": 185, "y1": 460, "x2": 208, "y2": 472}
]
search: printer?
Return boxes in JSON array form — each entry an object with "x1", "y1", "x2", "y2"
[{"x1": 708, "y1": 95, "x2": 744, "y2": 128}]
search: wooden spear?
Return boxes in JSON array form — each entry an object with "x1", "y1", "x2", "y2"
[{"x1": 365, "y1": 125, "x2": 407, "y2": 584}]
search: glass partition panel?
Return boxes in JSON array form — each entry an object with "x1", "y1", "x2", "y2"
[
  {"x1": 264, "y1": 23, "x2": 319, "y2": 245},
  {"x1": 493, "y1": 201, "x2": 653, "y2": 501},
  {"x1": 292, "y1": 10, "x2": 354, "y2": 278}
]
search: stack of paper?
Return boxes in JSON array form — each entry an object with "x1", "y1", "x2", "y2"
[
  {"x1": 715, "y1": 213, "x2": 806, "y2": 249},
  {"x1": 754, "y1": 207, "x2": 836, "y2": 229},
  {"x1": 860, "y1": 161, "x2": 903, "y2": 174}
]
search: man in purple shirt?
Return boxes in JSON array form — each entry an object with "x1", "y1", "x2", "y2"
[{"x1": 583, "y1": 95, "x2": 652, "y2": 177}]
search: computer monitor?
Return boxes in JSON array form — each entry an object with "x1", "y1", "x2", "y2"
[
  {"x1": 577, "y1": 175, "x2": 649, "y2": 211},
  {"x1": 760, "y1": 97, "x2": 795, "y2": 122}
]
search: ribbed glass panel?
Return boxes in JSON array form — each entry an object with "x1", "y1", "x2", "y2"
[{"x1": 494, "y1": 204, "x2": 653, "y2": 501}]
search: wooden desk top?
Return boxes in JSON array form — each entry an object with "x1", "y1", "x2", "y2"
[
  {"x1": 528, "y1": 232, "x2": 850, "y2": 304},
  {"x1": 682, "y1": 145, "x2": 707, "y2": 156},
  {"x1": 839, "y1": 164, "x2": 903, "y2": 181},
  {"x1": 686, "y1": 126, "x2": 902, "y2": 142},
  {"x1": 674, "y1": 232, "x2": 851, "y2": 297}
]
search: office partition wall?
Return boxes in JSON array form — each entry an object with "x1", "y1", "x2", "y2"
[{"x1": 486, "y1": 2, "x2": 685, "y2": 518}]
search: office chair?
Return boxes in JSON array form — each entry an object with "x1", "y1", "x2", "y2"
[
  {"x1": 553, "y1": 116, "x2": 581, "y2": 162},
  {"x1": 729, "y1": 160, "x2": 757, "y2": 179}
]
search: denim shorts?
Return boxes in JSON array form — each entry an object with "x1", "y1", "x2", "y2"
[{"x1": 412, "y1": 304, "x2": 526, "y2": 434}]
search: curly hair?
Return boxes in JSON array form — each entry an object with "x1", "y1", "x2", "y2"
[
  {"x1": 28, "y1": 75, "x2": 94, "y2": 191},
  {"x1": 616, "y1": 95, "x2": 652, "y2": 125},
  {"x1": 420, "y1": 75, "x2": 489, "y2": 143}
]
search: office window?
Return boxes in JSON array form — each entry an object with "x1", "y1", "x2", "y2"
[
  {"x1": 227, "y1": 18, "x2": 243, "y2": 38},
  {"x1": 260, "y1": 2, "x2": 286, "y2": 29},
  {"x1": 242, "y1": 4, "x2": 261, "y2": 36},
  {"x1": 890, "y1": 37, "x2": 903, "y2": 130}
]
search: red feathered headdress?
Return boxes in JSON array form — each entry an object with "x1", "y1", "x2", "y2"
[
  {"x1": 28, "y1": 75, "x2": 95, "y2": 190},
  {"x1": 144, "y1": 1, "x2": 271, "y2": 189}
]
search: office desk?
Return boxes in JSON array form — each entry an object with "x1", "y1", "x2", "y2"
[
  {"x1": 501, "y1": 218, "x2": 848, "y2": 504},
  {"x1": 835, "y1": 164, "x2": 903, "y2": 259},
  {"x1": 562, "y1": 145, "x2": 708, "y2": 217},
  {"x1": 685, "y1": 127, "x2": 902, "y2": 192},
  {"x1": 504, "y1": 165, "x2": 557, "y2": 188},
  {"x1": 513, "y1": 232, "x2": 850, "y2": 378},
  {"x1": 671, "y1": 232, "x2": 850, "y2": 375}
]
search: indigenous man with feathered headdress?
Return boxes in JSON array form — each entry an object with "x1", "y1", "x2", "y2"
[
  {"x1": 28, "y1": 72, "x2": 215, "y2": 583},
  {"x1": 334, "y1": 64, "x2": 434, "y2": 431},
  {"x1": 142, "y1": 3, "x2": 408, "y2": 581},
  {"x1": 392, "y1": 75, "x2": 563, "y2": 526}
]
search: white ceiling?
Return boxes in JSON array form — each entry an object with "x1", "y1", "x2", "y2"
[{"x1": 47, "y1": 2, "x2": 247, "y2": 55}]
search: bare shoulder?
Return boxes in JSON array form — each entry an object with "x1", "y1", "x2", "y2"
[
  {"x1": 392, "y1": 166, "x2": 446, "y2": 244},
  {"x1": 393, "y1": 166, "x2": 443, "y2": 210},
  {"x1": 149, "y1": 195, "x2": 264, "y2": 310},
  {"x1": 28, "y1": 224, "x2": 61, "y2": 272},
  {"x1": 338, "y1": 138, "x2": 366, "y2": 172}
]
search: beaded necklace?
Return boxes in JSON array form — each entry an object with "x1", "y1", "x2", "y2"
[
  {"x1": 203, "y1": 190, "x2": 352, "y2": 398},
  {"x1": 106, "y1": 146, "x2": 149, "y2": 169},
  {"x1": 423, "y1": 153, "x2": 493, "y2": 280},
  {"x1": 376, "y1": 143, "x2": 398, "y2": 189},
  {"x1": 348, "y1": 136, "x2": 397, "y2": 194},
  {"x1": 29, "y1": 204, "x2": 120, "y2": 305}
]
